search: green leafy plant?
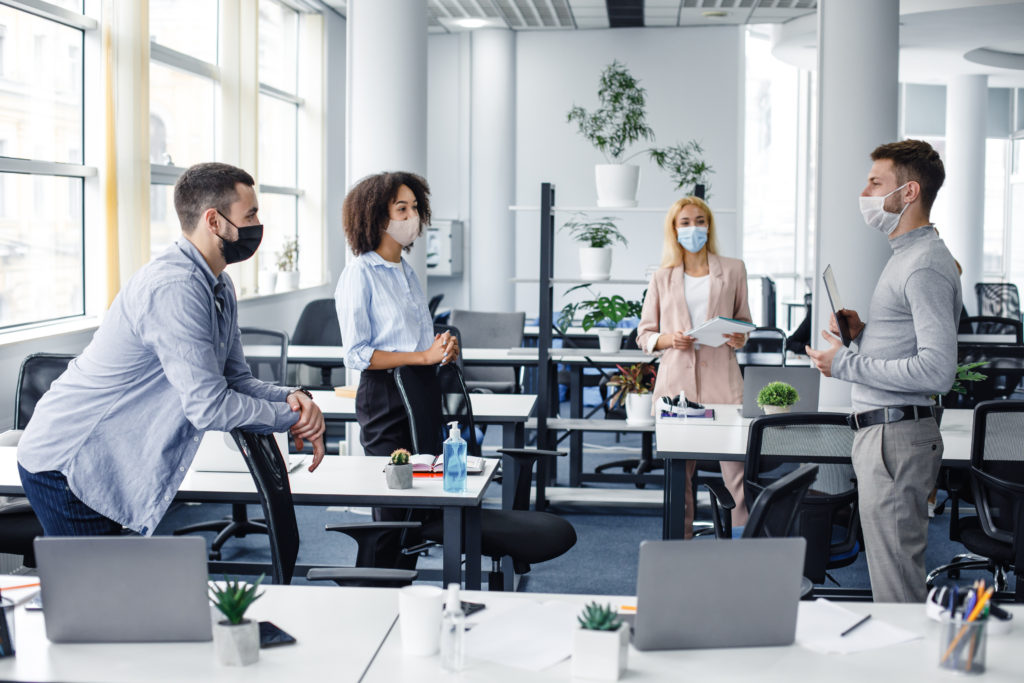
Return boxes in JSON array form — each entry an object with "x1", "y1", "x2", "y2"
[
  {"x1": 577, "y1": 601, "x2": 623, "y2": 631},
  {"x1": 756, "y1": 381, "x2": 799, "y2": 408},
  {"x1": 567, "y1": 60, "x2": 654, "y2": 163},
  {"x1": 276, "y1": 237, "x2": 298, "y2": 272},
  {"x1": 648, "y1": 140, "x2": 714, "y2": 197},
  {"x1": 560, "y1": 213, "x2": 627, "y2": 249},
  {"x1": 557, "y1": 286, "x2": 643, "y2": 333},
  {"x1": 389, "y1": 448, "x2": 411, "y2": 465},
  {"x1": 209, "y1": 574, "x2": 265, "y2": 625},
  {"x1": 949, "y1": 361, "x2": 989, "y2": 395},
  {"x1": 606, "y1": 363, "x2": 657, "y2": 408}
]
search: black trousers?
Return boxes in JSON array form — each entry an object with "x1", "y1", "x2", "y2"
[{"x1": 356, "y1": 367, "x2": 441, "y2": 569}]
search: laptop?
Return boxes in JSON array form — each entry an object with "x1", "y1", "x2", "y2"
[
  {"x1": 741, "y1": 366, "x2": 822, "y2": 418},
  {"x1": 633, "y1": 537, "x2": 806, "y2": 651},
  {"x1": 34, "y1": 536, "x2": 213, "y2": 643},
  {"x1": 193, "y1": 430, "x2": 300, "y2": 472}
]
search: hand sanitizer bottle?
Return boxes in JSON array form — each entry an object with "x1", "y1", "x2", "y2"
[
  {"x1": 440, "y1": 583, "x2": 465, "y2": 671},
  {"x1": 443, "y1": 420, "x2": 467, "y2": 493}
]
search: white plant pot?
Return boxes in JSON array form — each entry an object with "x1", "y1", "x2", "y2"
[
  {"x1": 594, "y1": 164, "x2": 640, "y2": 208},
  {"x1": 257, "y1": 270, "x2": 277, "y2": 295},
  {"x1": 625, "y1": 393, "x2": 654, "y2": 426},
  {"x1": 213, "y1": 619, "x2": 259, "y2": 666},
  {"x1": 275, "y1": 270, "x2": 300, "y2": 293},
  {"x1": 571, "y1": 623, "x2": 629, "y2": 681},
  {"x1": 579, "y1": 246, "x2": 612, "y2": 281},
  {"x1": 385, "y1": 463, "x2": 413, "y2": 489},
  {"x1": 597, "y1": 329, "x2": 624, "y2": 354},
  {"x1": 762, "y1": 404, "x2": 791, "y2": 415}
]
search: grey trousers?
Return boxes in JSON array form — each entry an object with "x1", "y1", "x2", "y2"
[{"x1": 851, "y1": 416, "x2": 943, "y2": 603}]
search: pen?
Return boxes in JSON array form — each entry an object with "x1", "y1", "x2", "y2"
[{"x1": 840, "y1": 613, "x2": 871, "y2": 637}]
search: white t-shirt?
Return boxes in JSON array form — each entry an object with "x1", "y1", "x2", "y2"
[{"x1": 645, "y1": 272, "x2": 712, "y2": 353}]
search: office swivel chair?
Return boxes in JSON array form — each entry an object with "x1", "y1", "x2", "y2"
[
  {"x1": 739, "y1": 463, "x2": 819, "y2": 539},
  {"x1": 394, "y1": 363, "x2": 577, "y2": 590},
  {"x1": 230, "y1": 429, "x2": 418, "y2": 587},
  {"x1": 957, "y1": 316, "x2": 1023, "y2": 344},
  {"x1": 291, "y1": 298, "x2": 343, "y2": 388},
  {"x1": 927, "y1": 400, "x2": 1024, "y2": 602},
  {"x1": 736, "y1": 327, "x2": 787, "y2": 372},
  {"x1": 975, "y1": 282, "x2": 1021, "y2": 321},
  {"x1": 448, "y1": 310, "x2": 526, "y2": 393}
]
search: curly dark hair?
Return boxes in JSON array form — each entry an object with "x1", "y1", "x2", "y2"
[
  {"x1": 342, "y1": 172, "x2": 432, "y2": 255},
  {"x1": 870, "y1": 139, "x2": 945, "y2": 212}
]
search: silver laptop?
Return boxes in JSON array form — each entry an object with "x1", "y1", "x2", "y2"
[
  {"x1": 34, "y1": 536, "x2": 213, "y2": 643},
  {"x1": 633, "y1": 538, "x2": 806, "y2": 651},
  {"x1": 193, "y1": 430, "x2": 299, "y2": 472},
  {"x1": 741, "y1": 366, "x2": 821, "y2": 418}
]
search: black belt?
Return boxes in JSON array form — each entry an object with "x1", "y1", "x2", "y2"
[{"x1": 847, "y1": 405, "x2": 935, "y2": 431}]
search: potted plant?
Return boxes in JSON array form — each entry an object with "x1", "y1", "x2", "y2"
[
  {"x1": 606, "y1": 362, "x2": 657, "y2": 426},
  {"x1": 557, "y1": 286, "x2": 644, "y2": 353},
  {"x1": 571, "y1": 601, "x2": 629, "y2": 681},
  {"x1": 209, "y1": 574, "x2": 264, "y2": 666},
  {"x1": 561, "y1": 213, "x2": 627, "y2": 281},
  {"x1": 274, "y1": 237, "x2": 299, "y2": 293},
  {"x1": 386, "y1": 448, "x2": 413, "y2": 489},
  {"x1": 757, "y1": 381, "x2": 799, "y2": 415},
  {"x1": 648, "y1": 139, "x2": 714, "y2": 198},
  {"x1": 934, "y1": 361, "x2": 989, "y2": 421}
]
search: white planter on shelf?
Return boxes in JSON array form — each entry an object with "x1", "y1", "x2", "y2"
[
  {"x1": 625, "y1": 393, "x2": 654, "y2": 426},
  {"x1": 597, "y1": 329, "x2": 623, "y2": 353},
  {"x1": 571, "y1": 623, "x2": 629, "y2": 681},
  {"x1": 275, "y1": 270, "x2": 300, "y2": 293},
  {"x1": 578, "y1": 246, "x2": 612, "y2": 281},
  {"x1": 762, "y1": 404, "x2": 791, "y2": 415},
  {"x1": 257, "y1": 270, "x2": 277, "y2": 295},
  {"x1": 213, "y1": 619, "x2": 259, "y2": 666},
  {"x1": 595, "y1": 164, "x2": 639, "y2": 208}
]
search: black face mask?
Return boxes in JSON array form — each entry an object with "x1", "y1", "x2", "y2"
[{"x1": 216, "y1": 211, "x2": 263, "y2": 264}]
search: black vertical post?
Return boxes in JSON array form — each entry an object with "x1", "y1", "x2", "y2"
[{"x1": 535, "y1": 183, "x2": 555, "y2": 509}]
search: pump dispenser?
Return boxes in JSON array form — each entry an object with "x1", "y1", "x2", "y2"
[
  {"x1": 440, "y1": 583, "x2": 465, "y2": 671},
  {"x1": 443, "y1": 420, "x2": 467, "y2": 493}
]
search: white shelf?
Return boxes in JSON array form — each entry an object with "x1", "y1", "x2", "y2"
[
  {"x1": 510, "y1": 205, "x2": 737, "y2": 214},
  {"x1": 512, "y1": 277, "x2": 648, "y2": 285}
]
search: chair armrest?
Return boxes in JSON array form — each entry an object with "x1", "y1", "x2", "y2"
[
  {"x1": 704, "y1": 479, "x2": 736, "y2": 510},
  {"x1": 324, "y1": 521, "x2": 421, "y2": 534},
  {"x1": 306, "y1": 567, "x2": 418, "y2": 587},
  {"x1": 496, "y1": 448, "x2": 566, "y2": 460},
  {"x1": 0, "y1": 430, "x2": 23, "y2": 447},
  {"x1": 0, "y1": 498, "x2": 33, "y2": 516}
]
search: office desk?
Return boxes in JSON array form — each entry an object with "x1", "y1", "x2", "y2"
[
  {"x1": 0, "y1": 448, "x2": 497, "y2": 590},
  {"x1": 655, "y1": 406, "x2": 972, "y2": 540},
  {"x1": 361, "y1": 590, "x2": 1024, "y2": 682},
  {"x1": 0, "y1": 579, "x2": 398, "y2": 683}
]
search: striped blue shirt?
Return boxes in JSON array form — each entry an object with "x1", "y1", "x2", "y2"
[
  {"x1": 335, "y1": 251, "x2": 434, "y2": 370},
  {"x1": 17, "y1": 237, "x2": 298, "y2": 535}
]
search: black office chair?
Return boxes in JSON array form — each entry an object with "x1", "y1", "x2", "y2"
[
  {"x1": 958, "y1": 316, "x2": 1024, "y2": 344},
  {"x1": 394, "y1": 363, "x2": 577, "y2": 590},
  {"x1": 428, "y1": 293, "x2": 444, "y2": 319},
  {"x1": 927, "y1": 400, "x2": 1024, "y2": 601},
  {"x1": 975, "y1": 282, "x2": 1021, "y2": 321},
  {"x1": 740, "y1": 463, "x2": 819, "y2": 539},
  {"x1": 291, "y1": 298, "x2": 343, "y2": 388},
  {"x1": 174, "y1": 328, "x2": 289, "y2": 559},
  {"x1": 736, "y1": 327, "x2": 787, "y2": 371},
  {"x1": 706, "y1": 413, "x2": 861, "y2": 589},
  {"x1": 448, "y1": 310, "x2": 526, "y2": 393},
  {"x1": 230, "y1": 429, "x2": 419, "y2": 587}
]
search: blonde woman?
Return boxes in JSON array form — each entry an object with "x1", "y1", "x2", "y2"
[{"x1": 636, "y1": 196, "x2": 752, "y2": 537}]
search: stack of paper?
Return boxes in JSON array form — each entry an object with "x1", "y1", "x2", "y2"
[
  {"x1": 796, "y1": 599, "x2": 921, "y2": 654},
  {"x1": 685, "y1": 316, "x2": 756, "y2": 347}
]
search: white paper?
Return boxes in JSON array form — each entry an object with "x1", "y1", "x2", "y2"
[
  {"x1": 685, "y1": 316, "x2": 756, "y2": 347},
  {"x1": 796, "y1": 599, "x2": 921, "y2": 654},
  {"x1": 464, "y1": 600, "x2": 578, "y2": 671}
]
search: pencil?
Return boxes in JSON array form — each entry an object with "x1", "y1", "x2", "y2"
[{"x1": 840, "y1": 614, "x2": 871, "y2": 637}]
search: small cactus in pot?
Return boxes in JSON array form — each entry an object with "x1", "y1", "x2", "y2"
[{"x1": 386, "y1": 448, "x2": 413, "y2": 489}]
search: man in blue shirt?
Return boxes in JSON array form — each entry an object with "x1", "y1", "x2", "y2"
[{"x1": 17, "y1": 162, "x2": 325, "y2": 536}]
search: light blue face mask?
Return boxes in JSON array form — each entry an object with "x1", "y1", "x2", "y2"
[{"x1": 676, "y1": 226, "x2": 708, "y2": 253}]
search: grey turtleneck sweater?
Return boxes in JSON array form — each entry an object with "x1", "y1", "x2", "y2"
[{"x1": 831, "y1": 225, "x2": 962, "y2": 413}]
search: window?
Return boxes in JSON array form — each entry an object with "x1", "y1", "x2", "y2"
[{"x1": 0, "y1": 1, "x2": 92, "y2": 330}]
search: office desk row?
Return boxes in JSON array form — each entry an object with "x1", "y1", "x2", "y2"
[{"x1": 1, "y1": 579, "x2": 1020, "y2": 683}]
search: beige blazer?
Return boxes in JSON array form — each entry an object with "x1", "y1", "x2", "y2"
[{"x1": 636, "y1": 253, "x2": 752, "y2": 404}]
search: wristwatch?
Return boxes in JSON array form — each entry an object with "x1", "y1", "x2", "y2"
[{"x1": 291, "y1": 387, "x2": 313, "y2": 400}]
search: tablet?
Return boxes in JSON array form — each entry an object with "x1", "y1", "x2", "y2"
[{"x1": 822, "y1": 264, "x2": 852, "y2": 347}]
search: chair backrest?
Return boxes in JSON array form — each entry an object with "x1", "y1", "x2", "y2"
[
  {"x1": 743, "y1": 463, "x2": 819, "y2": 539},
  {"x1": 448, "y1": 310, "x2": 525, "y2": 389},
  {"x1": 760, "y1": 276, "x2": 777, "y2": 328},
  {"x1": 736, "y1": 327, "x2": 787, "y2": 368},
  {"x1": 433, "y1": 323, "x2": 464, "y2": 371},
  {"x1": 230, "y1": 429, "x2": 298, "y2": 585},
  {"x1": 291, "y1": 299, "x2": 342, "y2": 346},
  {"x1": 392, "y1": 365, "x2": 445, "y2": 456},
  {"x1": 428, "y1": 293, "x2": 444, "y2": 318},
  {"x1": 15, "y1": 353, "x2": 76, "y2": 430},
  {"x1": 975, "y1": 282, "x2": 1021, "y2": 320},
  {"x1": 970, "y1": 400, "x2": 1024, "y2": 546},
  {"x1": 959, "y1": 316, "x2": 1024, "y2": 344},
  {"x1": 239, "y1": 327, "x2": 289, "y2": 384},
  {"x1": 745, "y1": 412, "x2": 859, "y2": 582}
]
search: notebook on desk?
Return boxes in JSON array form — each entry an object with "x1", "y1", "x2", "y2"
[
  {"x1": 633, "y1": 538, "x2": 806, "y2": 651},
  {"x1": 741, "y1": 366, "x2": 822, "y2": 418},
  {"x1": 34, "y1": 536, "x2": 213, "y2": 643}
]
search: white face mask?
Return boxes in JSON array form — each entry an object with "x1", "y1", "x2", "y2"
[
  {"x1": 385, "y1": 216, "x2": 420, "y2": 247},
  {"x1": 858, "y1": 183, "x2": 908, "y2": 236}
]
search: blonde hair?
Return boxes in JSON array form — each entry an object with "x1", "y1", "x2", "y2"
[{"x1": 659, "y1": 196, "x2": 719, "y2": 268}]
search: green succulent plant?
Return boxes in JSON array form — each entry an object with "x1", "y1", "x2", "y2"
[
  {"x1": 577, "y1": 601, "x2": 623, "y2": 631},
  {"x1": 209, "y1": 574, "x2": 265, "y2": 625},
  {"x1": 756, "y1": 381, "x2": 799, "y2": 408},
  {"x1": 390, "y1": 448, "x2": 411, "y2": 465}
]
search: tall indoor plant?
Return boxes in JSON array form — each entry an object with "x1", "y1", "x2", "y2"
[{"x1": 560, "y1": 213, "x2": 627, "y2": 281}]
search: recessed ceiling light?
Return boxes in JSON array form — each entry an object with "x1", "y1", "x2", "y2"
[
  {"x1": 703, "y1": 11, "x2": 728, "y2": 18},
  {"x1": 439, "y1": 17, "x2": 508, "y2": 31}
]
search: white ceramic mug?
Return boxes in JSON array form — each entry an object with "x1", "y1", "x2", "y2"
[{"x1": 398, "y1": 585, "x2": 443, "y2": 656}]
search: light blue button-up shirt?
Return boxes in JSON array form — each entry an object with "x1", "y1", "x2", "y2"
[
  {"x1": 17, "y1": 237, "x2": 298, "y2": 535},
  {"x1": 336, "y1": 251, "x2": 434, "y2": 370}
]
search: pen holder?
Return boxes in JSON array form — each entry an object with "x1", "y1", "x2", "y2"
[
  {"x1": 939, "y1": 615, "x2": 987, "y2": 674},
  {"x1": 0, "y1": 597, "x2": 15, "y2": 657}
]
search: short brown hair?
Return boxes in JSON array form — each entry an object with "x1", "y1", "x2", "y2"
[
  {"x1": 174, "y1": 162, "x2": 255, "y2": 233},
  {"x1": 870, "y1": 139, "x2": 945, "y2": 212},
  {"x1": 342, "y1": 172, "x2": 432, "y2": 255}
]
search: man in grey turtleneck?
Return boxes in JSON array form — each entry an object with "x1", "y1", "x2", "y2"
[{"x1": 806, "y1": 140, "x2": 961, "y2": 603}]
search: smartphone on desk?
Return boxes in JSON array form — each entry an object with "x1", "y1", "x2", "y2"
[{"x1": 259, "y1": 621, "x2": 297, "y2": 648}]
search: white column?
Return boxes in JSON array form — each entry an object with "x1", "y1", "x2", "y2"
[
  {"x1": 944, "y1": 74, "x2": 988, "y2": 312},
  {"x1": 346, "y1": 0, "x2": 429, "y2": 289},
  {"x1": 814, "y1": 0, "x2": 899, "y2": 405},
  {"x1": 469, "y1": 29, "x2": 516, "y2": 312}
]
